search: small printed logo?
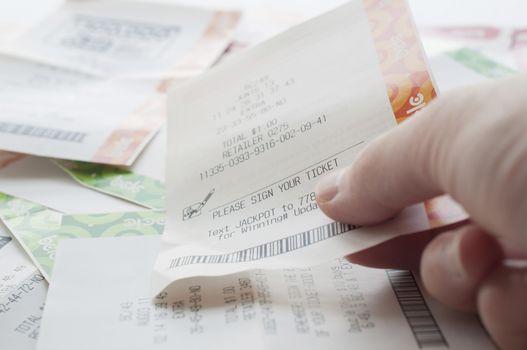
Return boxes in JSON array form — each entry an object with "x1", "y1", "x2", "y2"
[
  {"x1": 182, "y1": 189, "x2": 215, "y2": 221},
  {"x1": 124, "y1": 216, "x2": 165, "y2": 228},
  {"x1": 38, "y1": 235, "x2": 58, "y2": 260},
  {"x1": 406, "y1": 93, "x2": 426, "y2": 115},
  {"x1": 110, "y1": 175, "x2": 145, "y2": 194}
]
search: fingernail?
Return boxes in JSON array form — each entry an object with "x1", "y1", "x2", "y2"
[
  {"x1": 315, "y1": 169, "x2": 343, "y2": 203},
  {"x1": 441, "y1": 234, "x2": 465, "y2": 280}
]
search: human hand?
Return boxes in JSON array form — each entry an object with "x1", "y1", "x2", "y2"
[{"x1": 316, "y1": 76, "x2": 527, "y2": 350}]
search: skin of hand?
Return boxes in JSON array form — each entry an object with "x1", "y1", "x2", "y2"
[{"x1": 315, "y1": 75, "x2": 527, "y2": 350}]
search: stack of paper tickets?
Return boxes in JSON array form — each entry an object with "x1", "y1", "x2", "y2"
[{"x1": 0, "y1": 0, "x2": 515, "y2": 349}]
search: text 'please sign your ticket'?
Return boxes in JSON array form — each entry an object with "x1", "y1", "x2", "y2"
[{"x1": 153, "y1": 0, "x2": 437, "y2": 293}]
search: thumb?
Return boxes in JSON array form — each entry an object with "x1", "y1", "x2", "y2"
[
  {"x1": 478, "y1": 264, "x2": 527, "y2": 350},
  {"x1": 316, "y1": 76, "x2": 527, "y2": 250}
]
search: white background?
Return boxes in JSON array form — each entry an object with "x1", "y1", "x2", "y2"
[{"x1": 1, "y1": 0, "x2": 525, "y2": 45}]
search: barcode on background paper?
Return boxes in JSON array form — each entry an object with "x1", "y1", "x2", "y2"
[
  {"x1": 386, "y1": 270, "x2": 448, "y2": 348},
  {"x1": 0, "y1": 122, "x2": 87, "y2": 143},
  {"x1": 169, "y1": 221, "x2": 360, "y2": 268},
  {"x1": 0, "y1": 236, "x2": 11, "y2": 250}
]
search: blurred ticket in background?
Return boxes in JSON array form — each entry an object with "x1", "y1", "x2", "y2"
[
  {"x1": 0, "y1": 57, "x2": 164, "y2": 165},
  {"x1": 2, "y1": 0, "x2": 240, "y2": 79},
  {"x1": 0, "y1": 1, "x2": 241, "y2": 165},
  {"x1": 153, "y1": 0, "x2": 438, "y2": 293},
  {"x1": 0, "y1": 224, "x2": 47, "y2": 350}
]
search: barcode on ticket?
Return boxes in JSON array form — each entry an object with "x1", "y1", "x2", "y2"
[
  {"x1": 386, "y1": 270, "x2": 448, "y2": 348},
  {"x1": 0, "y1": 122, "x2": 87, "y2": 143},
  {"x1": 169, "y1": 221, "x2": 359, "y2": 268}
]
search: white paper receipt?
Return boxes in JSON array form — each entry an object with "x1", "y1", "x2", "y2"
[
  {"x1": 153, "y1": 0, "x2": 438, "y2": 292},
  {"x1": 37, "y1": 236, "x2": 496, "y2": 350},
  {"x1": 0, "y1": 227, "x2": 47, "y2": 350},
  {"x1": 0, "y1": 56, "x2": 163, "y2": 165}
]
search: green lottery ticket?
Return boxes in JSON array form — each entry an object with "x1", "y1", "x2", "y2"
[
  {"x1": 55, "y1": 160, "x2": 166, "y2": 210},
  {"x1": 0, "y1": 192, "x2": 62, "y2": 280},
  {"x1": 448, "y1": 48, "x2": 516, "y2": 78},
  {"x1": 0, "y1": 192, "x2": 165, "y2": 280},
  {"x1": 40, "y1": 211, "x2": 165, "y2": 277}
]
